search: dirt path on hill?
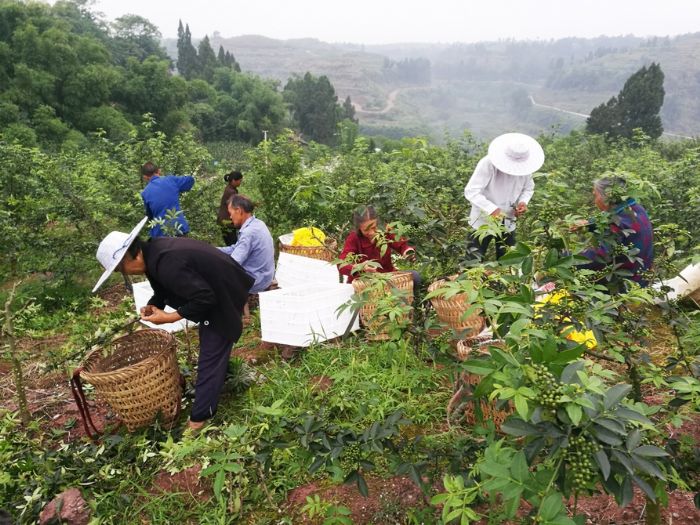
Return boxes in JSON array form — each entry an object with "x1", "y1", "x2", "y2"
[{"x1": 352, "y1": 88, "x2": 404, "y2": 114}]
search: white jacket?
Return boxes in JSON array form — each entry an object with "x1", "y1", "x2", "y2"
[{"x1": 464, "y1": 157, "x2": 535, "y2": 232}]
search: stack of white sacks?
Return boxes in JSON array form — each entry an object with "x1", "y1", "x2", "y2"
[{"x1": 259, "y1": 251, "x2": 359, "y2": 346}]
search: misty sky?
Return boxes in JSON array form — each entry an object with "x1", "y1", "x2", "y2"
[{"x1": 90, "y1": 0, "x2": 699, "y2": 44}]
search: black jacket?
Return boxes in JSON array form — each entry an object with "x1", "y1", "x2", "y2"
[{"x1": 142, "y1": 237, "x2": 254, "y2": 339}]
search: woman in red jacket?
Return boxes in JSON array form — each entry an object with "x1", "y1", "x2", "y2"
[{"x1": 338, "y1": 205, "x2": 419, "y2": 286}]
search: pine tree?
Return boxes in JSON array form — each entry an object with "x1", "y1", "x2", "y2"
[
  {"x1": 176, "y1": 21, "x2": 198, "y2": 79},
  {"x1": 197, "y1": 35, "x2": 218, "y2": 82},
  {"x1": 342, "y1": 96, "x2": 357, "y2": 123},
  {"x1": 586, "y1": 62, "x2": 665, "y2": 139},
  {"x1": 217, "y1": 45, "x2": 226, "y2": 66}
]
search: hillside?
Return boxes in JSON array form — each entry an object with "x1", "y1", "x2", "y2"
[{"x1": 164, "y1": 33, "x2": 700, "y2": 141}]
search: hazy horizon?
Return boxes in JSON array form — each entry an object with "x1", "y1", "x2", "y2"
[{"x1": 87, "y1": 0, "x2": 700, "y2": 45}]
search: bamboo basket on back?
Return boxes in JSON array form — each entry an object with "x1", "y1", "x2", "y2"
[
  {"x1": 80, "y1": 329, "x2": 182, "y2": 431},
  {"x1": 278, "y1": 233, "x2": 337, "y2": 262},
  {"x1": 428, "y1": 274, "x2": 485, "y2": 338},
  {"x1": 351, "y1": 271, "x2": 414, "y2": 340}
]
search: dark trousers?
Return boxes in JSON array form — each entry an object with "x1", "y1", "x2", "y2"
[
  {"x1": 468, "y1": 230, "x2": 516, "y2": 260},
  {"x1": 190, "y1": 323, "x2": 240, "y2": 422}
]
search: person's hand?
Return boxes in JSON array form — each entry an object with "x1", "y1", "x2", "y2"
[
  {"x1": 141, "y1": 306, "x2": 178, "y2": 325},
  {"x1": 140, "y1": 305, "x2": 155, "y2": 317},
  {"x1": 490, "y1": 208, "x2": 503, "y2": 218},
  {"x1": 403, "y1": 249, "x2": 416, "y2": 262},
  {"x1": 569, "y1": 219, "x2": 589, "y2": 232},
  {"x1": 514, "y1": 202, "x2": 528, "y2": 217}
]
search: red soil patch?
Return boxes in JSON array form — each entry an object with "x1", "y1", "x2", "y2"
[
  {"x1": 287, "y1": 476, "x2": 428, "y2": 524},
  {"x1": 95, "y1": 283, "x2": 131, "y2": 314},
  {"x1": 309, "y1": 375, "x2": 333, "y2": 393},
  {"x1": 151, "y1": 465, "x2": 212, "y2": 502},
  {"x1": 232, "y1": 341, "x2": 278, "y2": 365},
  {"x1": 573, "y1": 488, "x2": 699, "y2": 524}
]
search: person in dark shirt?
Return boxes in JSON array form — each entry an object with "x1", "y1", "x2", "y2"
[
  {"x1": 338, "y1": 205, "x2": 418, "y2": 286},
  {"x1": 575, "y1": 176, "x2": 654, "y2": 289},
  {"x1": 217, "y1": 170, "x2": 242, "y2": 245},
  {"x1": 141, "y1": 161, "x2": 195, "y2": 237},
  {"x1": 93, "y1": 217, "x2": 253, "y2": 430}
]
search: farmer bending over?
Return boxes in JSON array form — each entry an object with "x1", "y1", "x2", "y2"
[{"x1": 93, "y1": 217, "x2": 253, "y2": 430}]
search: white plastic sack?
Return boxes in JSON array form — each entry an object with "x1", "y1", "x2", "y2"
[
  {"x1": 132, "y1": 280, "x2": 197, "y2": 333},
  {"x1": 274, "y1": 251, "x2": 340, "y2": 289},
  {"x1": 653, "y1": 263, "x2": 700, "y2": 302},
  {"x1": 259, "y1": 283, "x2": 358, "y2": 347}
]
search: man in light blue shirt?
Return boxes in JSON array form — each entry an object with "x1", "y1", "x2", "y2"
[{"x1": 219, "y1": 195, "x2": 275, "y2": 293}]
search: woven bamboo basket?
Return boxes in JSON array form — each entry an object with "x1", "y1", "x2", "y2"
[
  {"x1": 450, "y1": 337, "x2": 511, "y2": 428},
  {"x1": 352, "y1": 271, "x2": 414, "y2": 341},
  {"x1": 428, "y1": 275, "x2": 484, "y2": 338},
  {"x1": 279, "y1": 233, "x2": 337, "y2": 262},
  {"x1": 80, "y1": 330, "x2": 182, "y2": 431}
]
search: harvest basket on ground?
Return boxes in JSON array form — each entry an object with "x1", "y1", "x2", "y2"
[
  {"x1": 78, "y1": 329, "x2": 182, "y2": 432},
  {"x1": 278, "y1": 233, "x2": 337, "y2": 262},
  {"x1": 351, "y1": 271, "x2": 414, "y2": 341},
  {"x1": 447, "y1": 336, "x2": 511, "y2": 429},
  {"x1": 427, "y1": 274, "x2": 485, "y2": 338}
]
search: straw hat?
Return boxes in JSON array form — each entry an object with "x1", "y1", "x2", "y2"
[
  {"x1": 487, "y1": 133, "x2": 545, "y2": 176},
  {"x1": 92, "y1": 216, "x2": 149, "y2": 293}
]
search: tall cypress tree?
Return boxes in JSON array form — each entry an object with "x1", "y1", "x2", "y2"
[
  {"x1": 197, "y1": 35, "x2": 218, "y2": 82},
  {"x1": 587, "y1": 62, "x2": 665, "y2": 139},
  {"x1": 176, "y1": 21, "x2": 198, "y2": 79}
]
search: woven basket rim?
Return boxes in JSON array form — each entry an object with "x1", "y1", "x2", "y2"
[
  {"x1": 81, "y1": 330, "x2": 176, "y2": 381},
  {"x1": 352, "y1": 270, "x2": 413, "y2": 288}
]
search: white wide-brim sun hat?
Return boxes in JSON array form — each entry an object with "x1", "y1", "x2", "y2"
[
  {"x1": 488, "y1": 133, "x2": 545, "y2": 176},
  {"x1": 92, "y1": 216, "x2": 149, "y2": 293}
]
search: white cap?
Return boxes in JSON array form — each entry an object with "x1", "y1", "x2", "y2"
[{"x1": 92, "y1": 216, "x2": 148, "y2": 293}]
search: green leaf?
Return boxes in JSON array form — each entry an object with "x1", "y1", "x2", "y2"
[
  {"x1": 632, "y1": 474, "x2": 657, "y2": 501},
  {"x1": 461, "y1": 361, "x2": 496, "y2": 376},
  {"x1": 594, "y1": 449, "x2": 611, "y2": 480},
  {"x1": 566, "y1": 404, "x2": 582, "y2": 426},
  {"x1": 604, "y1": 384, "x2": 632, "y2": 410},
  {"x1": 614, "y1": 406, "x2": 652, "y2": 425},
  {"x1": 561, "y1": 361, "x2": 584, "y2": 383},
  {"x1": 631, "y1": 456, "x2": 666, "y2": 480},
  {"x1": 255, "y1": 399, "x2": 286, "y2": 416},
  {"x1": 356, "y1": 472, "x2": 369, "y2": 497},
  {"x1": 510, "y1": 452, "x2": 529, "y2": 483},
  {"x1": 501, "y1": 418, "x2": 540, "y2": 437},
  {"x1": 626, "y1": 429, "x2": 642, "y2": 451},
  {"x1": 214, "y1": 469, "x2": 225, "y2": 499},
  {"x1": 594, "y1": 417, "x2": 627, "y2": 435},
  {"x1": 632, "y1": 445, "x2": 669, "y2": 458},
  {"x1": 540, "y1": 493, "x2": 564, "y2": 521},
  {"x1": 592, "y1": 424, "x2": 624, "y2": 446},
  {"x1": 514, "y1": 395, "x2": 529, "y2": 419}
]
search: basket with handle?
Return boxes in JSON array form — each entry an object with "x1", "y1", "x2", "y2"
[
  {"x1": 73, "y1": 329, "x2": 182, "y2": 434},
  {"x1": 351, "y1": 271, "x2": 414, "y2": 340},
  {"x1": 278, "y1": 233, "x2": 337, "y2": 262},
  {"x1": 428, "y1": 274, "x2": 485, "y2": 338},
  {"x1": 447, "y1": 337, "x2": 511, "y2": 429}
]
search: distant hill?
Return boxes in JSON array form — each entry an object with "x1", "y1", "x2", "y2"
[{"x1": 163, "y1": 33, "x2": 700, "y2": 141}]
